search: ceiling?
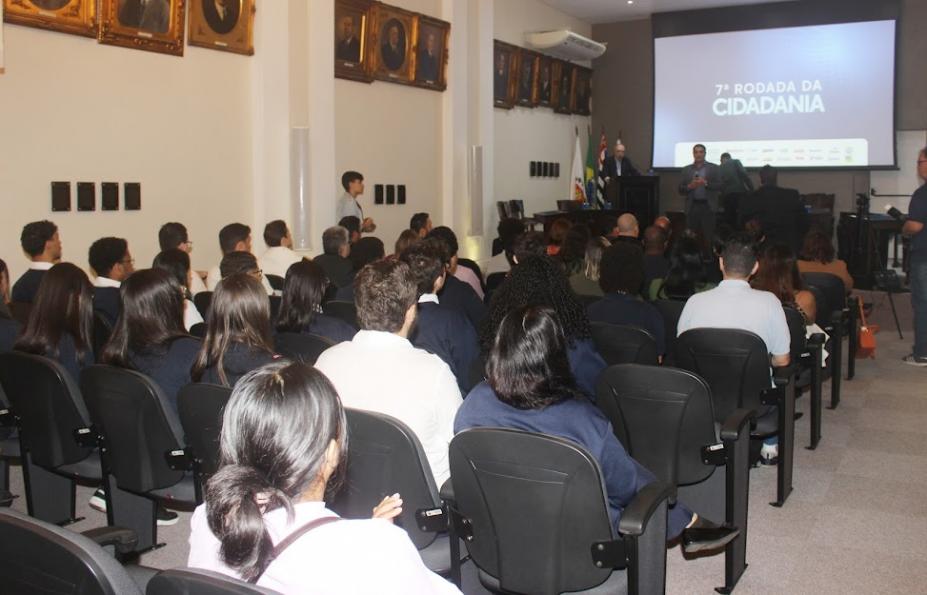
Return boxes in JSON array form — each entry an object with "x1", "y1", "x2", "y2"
[{"x1": 539, "y1": 0, "x2": 796, "y2": 24}]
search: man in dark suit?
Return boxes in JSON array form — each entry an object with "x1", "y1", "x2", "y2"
[
  {"x1": 739, "y1": 165, "x2": 809, "y2": 254},
  {"x1": 719, "y1": 152, "x2": 754, "y2": 228},
  {"x1": 381, "y1": 23, "x2": 405, "y2": 70},
  {"x1": 314, "y1": 226, "x2": 355, "y2": 290},
  {"x1": 427, "y1": 227, "x2": 486, "y2": 331},
  {"x1": 678, "y1": 143, "x2": 722, "y2": 253},
  {"x1": 416, "y1": 31, "x2": 439, "y2": 82},
  {"x1": 335, "y1": 14, "x2": 361, "y2": 62},
  {"x1": 11, "y1": 220, "x2": 62, "y2": 304},
  {"x1": 88, "y1": 237, "x2": 134, "y2": 327},
  {"x1": 605, "y1": 142, "x2": 641, "y2": 180},
  {"x1": 202, "y1": 0, "x2": 240, "y2": 35}
]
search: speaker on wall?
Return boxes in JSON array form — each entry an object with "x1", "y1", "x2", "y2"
[
  {"x1": 101, "y1": 182, "x2": 119, "y2": 211},
  {"x1": 469, "y1": 145, "x2": 484, "y2": 236},
  {"x1": 290, "y1": 127, "x2": 311, "y2": 251},
  {"x1": 375, "y1": 184, "x2": 384, "y2": 204},
  {"x1": 77, "y1": 182, "x2": 95, "y2": 211},
  {"x1": 397, "y1": 185, "x2": 406, "y2": 205},
  {"x1": 51, "y1": 181, "x2": 71, "y2": 211}
]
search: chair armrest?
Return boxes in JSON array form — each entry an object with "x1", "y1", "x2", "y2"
[
  {"x1": 0, "y1": 408, "x2": 17, "y2": 428},
  {"x1": 165, "y1": 448, "x2": 193, "y2": 471},
  {"x1": 807, "y1": 333, "x2": 826, "y2": 347},
  {"x1": 773, "y1": 364, "x2": 798, "y2": 385},
  {"x1": 81, "y1": 526, "x2": 139, "y2": 555},
  {"x1": 617, "y1": 481, "x2": 674, "y2": 537},
  {"x1": 719, "y1": 408, "x2": 755, "y2": 442},
  {"x1": 439, "y1": 478, "x2": 455, "y2": 503}
]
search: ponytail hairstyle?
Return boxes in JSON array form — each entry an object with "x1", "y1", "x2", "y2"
[{"x1": 205, "y1": 360, "x2": 347, "y2": 582}]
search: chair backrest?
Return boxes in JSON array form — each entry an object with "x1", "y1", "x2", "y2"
[
  {"x1": 9, "y1": 301, "x2": 32, "y2": 326},
  {"x1": 675, "y1": 329, "x2": 771, "y2": 423},
  {"x1": 596, "y1": 364, "x2": 717, "y2": 487},
  {"x1": 0, "y1": 352, "x2": 95, "y2": 469},
  {"x1": 508, "y1": 199, "x2": 525, "y2": 219},
  {"x1": 80, "y1": 366, "x2": 186, "y2": 494},
  {"x1": 193, "y1": 292, "x2": 213, "y2": 319},
  {"x1": 321, "y1": 300, "x2": 358, "y2": 329},
  {"x1": 0, "y1": 508, "x2": 143, "y2": 595},
  {"x1": 329, "y1": 409, "x2": 441, "y2": 550},
  {"x1": 265, "y1": 274, "x2": 285, "y2": 292},
  {"x1": 189, "y1": 323, "x2": 207, "y2": 338},
  {"x1": 147, "y1": 568, "x2": 279, "y2": 595},
  {"x1": 93, "y1": 311, "x2": 113, "y2": 361},
  {"x1": 273, "y1": 332, "x2": 334, "y2": 364},
  {"x1": 653, "y1": 299, "x2": 686, "y2": 365},
  {"x1": 590, "y1": 322, "x2": 659, "y2": 366},
  {"x1": 449, "y1": 428, "x2": 614, "y2": 594},
  {"x1": 177, "y1": 384, "x2": 232, "y2": 480},
  {"x1": 496, "y1": 201, "x2": 511, "y2": 220},
  {"x1": 801, "y1": 272, "x2": 846, "y2": 319},
  {"x1": 783, "y1": 305, "x2": 807, "y2": 360}
]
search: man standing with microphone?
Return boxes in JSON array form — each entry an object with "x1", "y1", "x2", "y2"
[
  {"x1": 903, "y1": 146, "x2": 927, "y2": 366},
  {"x1": 678, "y1": 144, "x2": 721, "y2": 254}
]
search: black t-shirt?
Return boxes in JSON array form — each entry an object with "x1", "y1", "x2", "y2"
[
  {"x1": 909, "y1": 184, "x2": 927, "y2": 261},
  {"x1": 129, "y1": 336, "x2": 201, "y2": 413}
]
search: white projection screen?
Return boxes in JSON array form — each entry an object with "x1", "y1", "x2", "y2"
[{"x1": 652, "y1": 20, "x2": 896, "y2": 169}]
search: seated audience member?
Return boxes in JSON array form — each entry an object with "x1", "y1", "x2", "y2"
[
  {"x1": 558, "y1": 224, "x2": 592, "y2": 274},
  {"x1": 482, "y1": 256, "x2": 606, "y2": 398},
  {"x1": 314, "y1": 226, "x2": 355, "y2": 290},
  {"x1": 410, "y1": 212, "x2": 433, "y2": 239},
  {"x1": 11, "y1": 220, "x2": 62, "y2": 304},
  {"x1": 206, "y1": 223, "x2": 274, "y2": 295},
  {"x1": 430, "y1": 226, "x2": 484, "y2": 300},
  {"x1": 100, "y1": 268, "x2": 200, "y2": 413},
  {"x1": 187, "y1": 360, "x2": 460, "y2": 594},
  {"x1": 159, "y1": 221, "x2": 207, "y2": 294},
  {"x1": 588, "y1": 242, "x2": 666, "y2": 357},
  {"x1": 0, "y1": 259, "x2": 19, "y2": 352},
  {"x1": 649, "y1": 233, "x2": 716, "y2": 301},
  {"x1": 797, "y1": 229, "x2": 854, "y2": 292},
  {"x1": 486, "y1": 218, "x2": 525, "y2": 275},
  {"x1": 339, "y1": 216, "x2": 362, "y2": 245},
  {"x1": 275, "y1": 260, "x2": 356, "y2": 344},
  {"x1": 457, "y1": 306, "x2": 738, "y2": 554},
  {"x1": 315, "y1": 260, "x2": 461, "y2": 486},
  {"x1": 612, "y1": 213, "x2": 641, "y2": 244},
  {"x1": 596, "y1": 215, "x2": 619, "y2": 241},
  {"x1": 739, "y1": 165, "x2": 809, "y2": 254},
  {"x1": 220, "y1": 251, "x2": 262, "y2": 281},
  {"x1": 334, "y1": 236, "x2": 387, "y2": 302},
  {"x1": 654, "y1": 214, "x2": 674, "y2": 251},
  {"x1": 14, "y1": 263, "x2": 94, "y2": 381},
  {"x1": 191, "y1": 274, "x2": 277, "y2": 387},
  {"x1": 337, "y1": 170, "x2": 376, "y2": 232},
  {"x1": 642, "y1": 225, "x2": 670, "y2": 289},
  {"x1": 752, "y1": 244, "x2": 817, "y2": 324},
  {"x1": 394, "y1": 229, "x2": 420, "y2": 256},
  {"x1": 88, "y1": 237, "x2": 134, "y2": 327},
  {"x1": 511, "y1": 230, "x2": 547, "y2": 265},
  {"x1": 677, "y1": 233, "x2": 790, "y2": 464},
  {"x1": 427, "y1": 227, "x2": 486, "y2": 329},
  {"x1": 0, "y1": 258, "x2": 11, "y2": 318},
  {"x1": 569, "y1": 237, "x2": 609, "y2": 298},
  {"x1": 546, "y1": 217, "x2": 572, "y2": 256},
  {"x1": 259, "y1": 220, "x2": 301, "y2": 279},
  {"x1": 400, "y1": 239, "x2": 479, "y2": 394},
  {"x1": 152, "y1": 249, "x2": 205, "y2": 331}
]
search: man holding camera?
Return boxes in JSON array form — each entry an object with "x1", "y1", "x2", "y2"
[{"x1": 903, "y1": 146, "x2": 927, "y2": 366}]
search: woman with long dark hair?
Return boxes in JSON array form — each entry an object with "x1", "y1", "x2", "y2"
[
  {"x1": 187, "y1": 360, "x2": 460, "y2": 594},
  {"x1": 14, "y1": 262, "x2": 94, "y2": 380},
  {"x1": 797, "y1": 228, "x2": 854, "y2": 292},
  {"x1": 190, "y1": 273, "x2": 276, "y2": 387},
  {"x1": 458, "y1": 306, "x2": 738, "y2": 555},
  {"x1": 649, "y1": 233, "x2": 716, "y2": 300},
  {"x1": 275, "y1": 260, "x2": 356, "y2": 344},
  {"x1": 100, "y1": 268, "x2": 200, "y2": 412},
  {"x1": 481, "y1": 255, "x2": 605, "y2": 398},
  {"x1": 152, "y1": 248, "x2": 204, "y2": 331},
  {"x1": 752, "y1": 244, "x2": 817, "y2": 324}
]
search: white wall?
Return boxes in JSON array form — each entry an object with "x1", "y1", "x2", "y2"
[{"x1": 0, "y1": 26, "x2": 253, "y2": 281}]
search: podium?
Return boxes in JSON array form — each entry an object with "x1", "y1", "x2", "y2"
[{"x1": 605, "y1": 176, "x2": 660, "y2": 227}]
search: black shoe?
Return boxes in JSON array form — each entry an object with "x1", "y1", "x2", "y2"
[
  {"x1": 794, "y1": 411, "x2": 804, "y2": 421},
  {"x1": 682, "y1": 517, "x2": 740, "y2": 555},
  {"x1": 0, "y1": 489, "x2": 14, "y2": 507},
  {"x1": 157, "y1": 505, "x2": 179, "y2": 526}
]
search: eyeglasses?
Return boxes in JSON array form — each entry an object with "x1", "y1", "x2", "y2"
[{"x1": 120, "y1": 258, "x2": 134, "y2": 266}]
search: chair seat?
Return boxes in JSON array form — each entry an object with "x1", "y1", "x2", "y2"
[
  {"x1": 418, "y1": 534, "x2": 452, "y2": 574},
  {"x1": 479, "y1": 568, "x2": 628, "y2": 595},
  {"x1": 750, "y1": 407, "x2": 779, "y2": 438},
  {"x1": 57, "y1": 451, "x2": 103, "y2": 482},
  {"x1": 127, "y1": 563, "x2": 158, "y2": 591},
  {"x1": 1, "y1": 437, "x2": 20, "y2": 459},
  {"x1": 148, "y1": 473, "x2": 197, "y2": 507}
]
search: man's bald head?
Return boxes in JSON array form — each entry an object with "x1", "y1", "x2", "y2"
[
  {"x1": 654, "y1": 215, "x2": 671, "y2": 232},
  {"x1": 617, "y1": 213, "x2": 639, "y2": 237},
  {"x1": 614, "y1": 143, "x2": 626, "y2": 160}
]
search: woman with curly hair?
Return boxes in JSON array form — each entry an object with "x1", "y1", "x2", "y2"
[{"x1": 480, "y1": 255, "x2": 606, "y2": 398}]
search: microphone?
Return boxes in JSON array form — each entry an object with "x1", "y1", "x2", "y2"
[{"x1": 884, "y1": 204, "x2": 905, "y2": 221}]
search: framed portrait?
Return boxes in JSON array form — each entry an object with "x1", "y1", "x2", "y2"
[
  {"x1": 99, "y1": 0, "x2": 185, "y2": 56},
  {"x1": 515, "y1": 49, "x2": 538, "y2": 107},
  {"x1": 552, "y1": 59, "x2": 574, "y2": 114},
  {"x1": 368, "y1": 3, "x2": 417, "y2": 85},
  {"x1": 493, "y1": 40, "x2": 518, "y2": 109},
  {"x1": 334, "y1": 0, "x2": 371, "y2": 83},
  {"x1": 571, "y1": 66, "x2": 592, "y2": 115},
  {"x1": 413, "y1": 14, "x2": 449, "y2": 91},
  {"x1": 535, "y1": 55, "x2": 553, "y2": 108},
  {"x1": 3, "y1": 0, "x2": 96, "y2": 37},
  {"x1": 188, "y1": 0, "x2": 254, "y2": 55}
]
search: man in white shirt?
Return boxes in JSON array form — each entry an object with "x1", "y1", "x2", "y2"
[
  {"x1": 206, "y1": 223, "x2": 274, "y2": 295},
  {"x1": 336, "y1": 170, "x2": 376, "y2": 232},
  {"x1": 315, "y1": 259, "x2": 462, "y2": 486},
  {"x1": 259, "y1": 220, "x2": 302, "y2": 280},
  {"x1": 677, "y1": 232, "x2": 790, "y2": 463},
  {"x1": 88, "y1": 237, "x2": 135, "y2": 326},
  {"x1": 159, "y1": 221, "x2": 208, "y2": 295}
]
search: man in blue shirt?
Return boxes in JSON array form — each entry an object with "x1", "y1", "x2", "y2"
[{"x1": 903, "y1": 147, "x2": 927, "y2": 366}]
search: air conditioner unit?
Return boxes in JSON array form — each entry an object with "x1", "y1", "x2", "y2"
[{"x1": 527, "y1": 30, "x2": 606, "y2": 61}]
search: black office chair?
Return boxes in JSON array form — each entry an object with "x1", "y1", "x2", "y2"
[
  {"x1": 194, "y1": 292, "x2": 213, "y2": 319},
  {"x1": 322, "y1": 300, "x2": 358, "y2": 329},
  {"x1": 273, "y1": 332, "x2": 334, "y2": 364},
  {"x1": 784, "y1": 306, "x2": 825, "y2": 450},
  {"x1": 653, "y1": 299, "x2": 686, "y2": 366},
  {"x1": 675, "y1": 329, "x2": 798, "y2": 507},
  {"x1": 329, "y1": 409, "x2": 455, "y2": 576},
  {"x1": 80, "y1": 366, "x2": 197, "y2": 552},
  {"x1": 147, "y1": 568, "x2": 280, "y2": 594},
  {"x1": 189, "y1": 323, "x2": 207, "y2": 338},
  {"x1": 0, "y1": 352, "x2": 102, "y2": 525},
  {"x1": 265, "y1": 274, "x2": 285, "y2": 292},
  {"x1": 446, "y1": 428, "x2": 671, "y2": 595},
  {"x1": 93, "y1": 311, "x2": 113, "y2": 360},
  {"x1": 590, "y1": 322, "x2": 660, "y2": 366},
  {"x1": 802, "y1": 272, "x2": 854, "y2": 399},
  {"x1": 596, "y1": 364, "x2": 754, "y2": 594},
  {"x1": 0, "y1": 508, "x2": 151, "y2": 594},
  {"x1": 177, "y1": 384, "x2": 232, "y2": 504}
]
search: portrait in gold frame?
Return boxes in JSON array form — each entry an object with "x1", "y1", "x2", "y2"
[
  {"x1": 188, "y1": 0, "x2": 254, "y2": 56},
  {"x1": 412, "y1": 14, "x2": 449, "y2": 91},
  {"x1": 334, "y1": 0, "x2": 372, "y2": 83},
  {"x1": 368, "y1": 2, "x2": 418, "y2": 86},
  {"x1": 3, "y1": 0, "x2": 96, "y2": 38},
  {"x1": 98, "y1": 0, "x2": 185, "y2": 56}
]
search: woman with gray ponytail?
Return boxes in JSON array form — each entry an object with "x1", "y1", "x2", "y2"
[{"x1": 187, "y1": 360, "x2": 461, "y2": 594}]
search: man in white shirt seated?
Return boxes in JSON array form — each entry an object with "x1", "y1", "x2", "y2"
[
  {"x1": 88, "y1": 236, "x2": 135, "y2": 326},
  {"x1": 315, "y1": 258, "x2": 462, "y2": 486},
  {"x1": 206, "y1": 222, "x2": 273, "y2": 295},
  {"x1": 259, "y1": 220, "x2": 302, "y2": 280},
  {"x1": 159, "y1": 221, "x2": 208, "y2": 295},
  {"x1": 677, "y1": 232, "x2": 791, "y2": 464}
]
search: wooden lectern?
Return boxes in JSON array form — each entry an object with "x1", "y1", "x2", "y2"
[{"x1": 605, "y1": 176, "x2": 660, "y2": 226}]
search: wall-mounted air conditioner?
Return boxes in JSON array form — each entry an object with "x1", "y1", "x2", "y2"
[{"x1": 526, "y1": 30, "x2": 606, "y2": 61}]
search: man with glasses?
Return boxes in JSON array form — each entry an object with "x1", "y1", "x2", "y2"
[
  {"x1": 158, "y1": 222, "x2": 207, "y2": 295},
  {"x1": 903, "y1": 147, "x2": 927, "y2": 366},
  {"x1": 88, "y1": 237, "x2": 135, "y2": 326}
]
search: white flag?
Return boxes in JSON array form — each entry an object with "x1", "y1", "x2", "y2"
[{"x1": 570, "y1": 130, "x2": 586, "y2": 203}]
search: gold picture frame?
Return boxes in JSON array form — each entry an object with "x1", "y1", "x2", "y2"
[
  {"x1": 188, "y1": 0, "x2": 254, "y2": 56},
  {"x1": 571, "y1": 66, "x2": 592, "y2": 115},
  {"x1": 368, "y1": 2, "x2": 417, "y2": 86},
  {"x1": 535, "y1": 54, "x2": 553, "y2": 108},
  {"x1": 515, "y1": 49, "x2": 538, "y2": 107},
  {"x1": 3, "y1": 0, "x2": 96, "y2": 38},
  {"x1": 413, "y1": 14, "x2": 449, "y2": 91},
  {"x1": 552, "y1": 59, "x2": 574, "y2": 114},
  {"x1": 493, "y1": 40, "x2": 518, "y2": 109},
  {"x1": 99, "y1": 0, "x2": 185, "y2": 56},
  {"x1": 334, "y1": 0, "x2": 372, "y2": 83}
]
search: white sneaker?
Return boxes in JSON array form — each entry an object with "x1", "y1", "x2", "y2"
[
  {"x1": 759, "y1": 444, "x2": 779, "y2": 466},
  {"x1": 88, "y1": 488, "x2": 106, "y2": 512}
]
